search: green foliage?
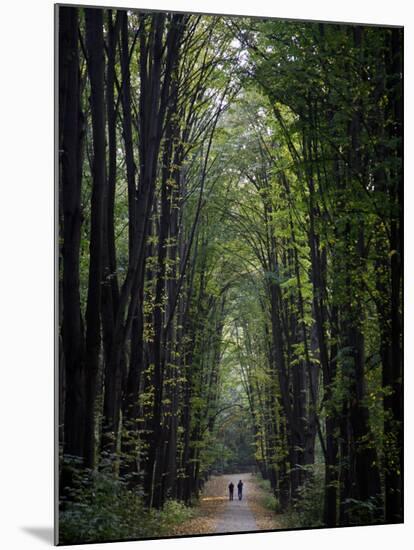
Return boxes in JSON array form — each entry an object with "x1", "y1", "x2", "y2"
[
  {"x1": 262, "y1": 494, "x2": 281, "y2": 513},
  {"x1": 284, "y1": 465, "x2": 325, "y2": 528},
  {"x1": 60, "y1": 466, "x2": 194, "y2": 544},
  {"x1": 254, "y1": 476, "x2": 282, "y2": 513},
  {"x1": 341, "y1": 497, "x2": 384, "y2": 526}
]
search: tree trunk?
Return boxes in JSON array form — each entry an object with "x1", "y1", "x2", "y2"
[
  {"x1": 59, "y1": 5, "x2": 86, "y2": 466},
  {"x1": 84, "y1": 7, "x2": 106, "y2": 469}
]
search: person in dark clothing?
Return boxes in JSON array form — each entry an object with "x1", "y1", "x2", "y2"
[
  {"x1": 228, "y1": 482, "x2": 234, "y2": 501},
  {"x1": 237, "y1": 480, "x2": 243, "y2": 500}
]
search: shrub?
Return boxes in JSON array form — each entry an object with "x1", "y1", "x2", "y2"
[
  {"x1": 59, "y1": 464, "x2": 194, "y2": 544},
  {"x1": 283, "y1": 464, "x2": 325, "y2": 529},
  {"x1": 261, "y1": 493, "x2": 281, "y2": 513}
]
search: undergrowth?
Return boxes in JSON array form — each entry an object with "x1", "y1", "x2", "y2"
[
  {"x1": 253, "y1": 474, "x2": 282, "y2": 513},
  {"x1": 59, "y1": 466, "x2": 194, "y2": 544},
  {"x1": 282, "y1": 464, "x2": 325, "y2": 529}
]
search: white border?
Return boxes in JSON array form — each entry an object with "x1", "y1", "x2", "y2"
[{"x1": 0, "y1": 1, "x2": 411, "y2": 549}]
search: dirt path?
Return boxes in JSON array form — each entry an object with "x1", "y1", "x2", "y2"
[
  {"x1": 172, "y1": 473, "x2": 284, "y2": 537},
  {"x1": 214, "y1": 474, "x2": 258, "y2": 533}
]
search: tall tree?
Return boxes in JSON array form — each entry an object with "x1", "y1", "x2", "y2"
[{"x1": 84, "y1": 7, "x2": 106, "y2": 468}]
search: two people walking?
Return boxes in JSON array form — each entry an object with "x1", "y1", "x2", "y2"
[{"x1": 228, "y1": 479, "x2": 244, "y2": 501}]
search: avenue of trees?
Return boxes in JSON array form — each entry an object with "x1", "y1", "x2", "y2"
[{"x1": 58, "y1": 5, "x2": 402, "y2": 544}]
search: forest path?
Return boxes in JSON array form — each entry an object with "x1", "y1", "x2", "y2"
[
  {"x1": 214, "y1": 473, "x2": 258, "y2": 533},
  {"x1": 172, "y1": 472, "x2": 284, "y2": 537}
]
